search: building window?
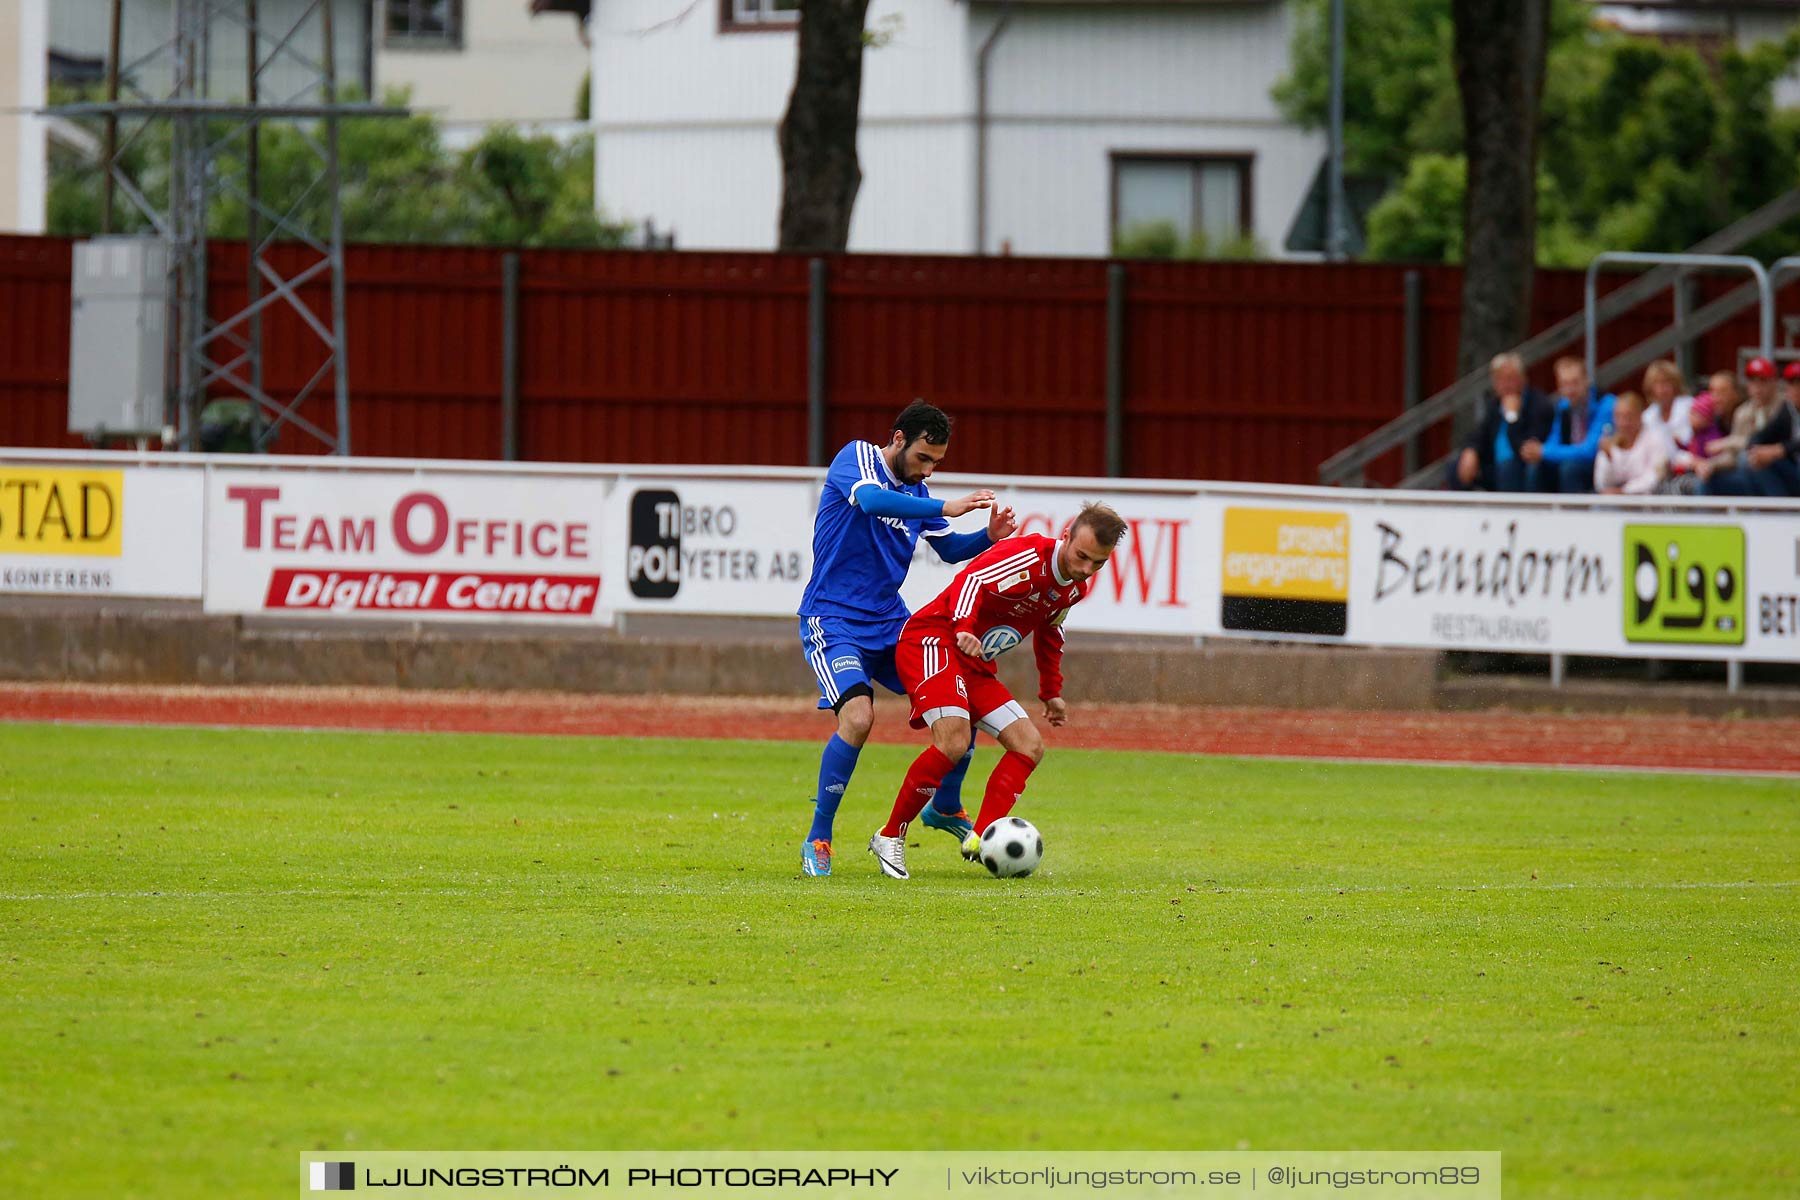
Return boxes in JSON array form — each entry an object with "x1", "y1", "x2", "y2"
[
  {"x1": 1111, "y1": 154, "x2": 1253, "y2": 253},
  {"x1": 721, "y1": 0, "x2": 799, "y2": 32},
  {"x1": 385, "y1": 0, "x2": 463, "y2": 48}
]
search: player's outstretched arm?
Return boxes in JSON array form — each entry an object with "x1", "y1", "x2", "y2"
[
  {"x1": 924, "y1": 501, "x2": 1011, "y2": 565},
  {"x1": 941, "y1": 490, "x2": 995, "y2": 518},
  {"x1": 854, "y1": 487, "x2": 949, "y2": 518}
]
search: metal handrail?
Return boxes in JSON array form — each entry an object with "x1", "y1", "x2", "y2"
[
  {"x1": 1395, "y1": 270, "x2": 1775, "y2": 488},
  {"x1": 1317, "y1": 187, "x2": 1800, "y2": 485},
  {"x1": 1770, "y1": 255, "x2": 1800, "y2": 290},
  {"x1": 1584, "y1": 252, "x2": 1772, "y2": 383}
]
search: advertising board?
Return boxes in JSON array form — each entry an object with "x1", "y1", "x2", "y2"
[
  {"x1": 204, "y1": 469, "x2": 610, "y2": 621},
  {"x1": 0, "y1": 461, "x2": 202, "y2": 598}
]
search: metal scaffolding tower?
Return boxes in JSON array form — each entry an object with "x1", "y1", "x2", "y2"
[{"x1": 49, "y1": 0, "x2": 406, "y2": 454}]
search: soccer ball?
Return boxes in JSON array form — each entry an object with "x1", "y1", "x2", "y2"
[{"x1": 978, "y1": 816, "x2": 1043, "y2": 878}]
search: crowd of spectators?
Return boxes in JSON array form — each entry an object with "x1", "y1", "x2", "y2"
[{"x1": 1447, "y1": 352, "x2": 1800, "y2": 498}]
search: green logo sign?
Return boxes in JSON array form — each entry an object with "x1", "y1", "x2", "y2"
[{"x1": 1623, "y1": 524, "x2": 1746, "y2": 645}]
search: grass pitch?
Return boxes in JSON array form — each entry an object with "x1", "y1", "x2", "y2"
[{"x1": 2, "y1": 722, "x2": 1796, "y2": 1198}]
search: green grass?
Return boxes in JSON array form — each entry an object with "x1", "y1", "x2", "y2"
[{"x1": 2, "y1": 722, "x2": 1796, "y2": 1198}]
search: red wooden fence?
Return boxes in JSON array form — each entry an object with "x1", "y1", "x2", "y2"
[{"x1": 1, "y1": 233, "x2": 1791, "y2": 484}]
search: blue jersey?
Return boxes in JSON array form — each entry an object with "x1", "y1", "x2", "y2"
[{"x1": 799, "y1": 441, "x2": 949, "y2": 623}]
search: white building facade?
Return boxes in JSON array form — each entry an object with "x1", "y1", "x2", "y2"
[
  {"x1": 373, "y1": 0, "x2": 592, "y2": 142},
  {"x1": 590, "y1": 0, "x2": 1327, "y2": 257}
]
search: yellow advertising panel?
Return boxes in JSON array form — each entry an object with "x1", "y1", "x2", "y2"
[
  {"x1": 1220, "y1": 507, "x2": 1349, "y2": 637},
  {"x1": 1221, "y1": 507, "x2": 1348, "y2": 601},
  {"x1": 0, "y1": 467, "x2": 125, "y2": 557}
]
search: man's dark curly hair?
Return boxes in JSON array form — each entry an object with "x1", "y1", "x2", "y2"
[{"x1": 892, "y1": 401, "x2": 952, "y2": 446}]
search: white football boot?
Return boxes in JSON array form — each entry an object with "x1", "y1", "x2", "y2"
[{"x1": 867, "y1": 832, "x2": 909, "y2": 880}]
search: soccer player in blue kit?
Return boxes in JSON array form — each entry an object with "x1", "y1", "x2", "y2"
[{"x1": 798, "y1": 402, "x2": 1016, "y2": 876}]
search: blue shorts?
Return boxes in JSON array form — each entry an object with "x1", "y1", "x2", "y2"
[{"x1": 799, "y1": 614, "x2": 908, "y2": 711}]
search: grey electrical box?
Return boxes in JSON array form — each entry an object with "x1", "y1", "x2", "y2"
[{"x1": 68, "y1": 237, "x2": 170, "y2": 438}]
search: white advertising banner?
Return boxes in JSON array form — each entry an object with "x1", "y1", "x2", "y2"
[
  {"x1": 604, "y1": 474, "x2": 1202, "y2": 634},
  {"x1": 0, "y1": 461, "x2": 202, "y2": 598},
  {"x1": 1349, "y1": 504, "x2": 1632, "y2": 654},
  {"x1": 900, "y1": 488, "x2": 1201, "y2": 636},
  {"x1": 605, "y1": 477, "x2": 818, "y2": 615},
  {"x1": 204, "y1": 469, "x2": 610, "y2": 621},
  {"x1": 1747, "y1": 519, "x2": 1800, "y2": 660},
  {"x1": 11, "y1": 448, "x2": 1798, "y2": 663},
  {"x1": 1199, "y1": 495, "x2": 1800, "y2": 663}
]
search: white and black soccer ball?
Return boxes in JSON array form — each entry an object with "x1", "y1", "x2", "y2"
[{"x1": 978, "y1": 816, "x2": 1043, "y2": 878}]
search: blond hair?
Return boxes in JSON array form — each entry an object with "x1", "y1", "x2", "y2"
[{"x1": 1643, "y1": 360, "x2": 1685, "y2": 392}]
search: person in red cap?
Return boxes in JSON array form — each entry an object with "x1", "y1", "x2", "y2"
[
  {"x1": 1703, "y1": 356, "x2": 1800, "y2": 496},
  {"x1": 1699, "y1": 362, "x2": 1770, "y2": 481}
]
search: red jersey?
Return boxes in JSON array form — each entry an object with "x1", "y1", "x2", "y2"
[{"x1": 904, "y1": 534, "x2": 1092, "y2": 701}]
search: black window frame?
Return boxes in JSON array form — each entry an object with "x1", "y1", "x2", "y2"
[
  {"x1": 719, "y1": 0, "x2": 800, "y2": 34},
  {"x1": 384, "y1": 0, "x2": 464, "y2": 50},
  {"x1": 1108, "y1": 151, "x2": 1256, "y2": 248}
]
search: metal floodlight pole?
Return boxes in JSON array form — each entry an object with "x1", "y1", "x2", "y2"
[
  {"x1": 1326, "y1": 0, "x2": 1347, "y2": 261},
  {"x1": 321, "y1": 0, "x2": 351, "y2": 456},
  {"x1": 246, "y1": 0, "x2": 264, "y2": 448},
  {"x1": 101, "y1": 0, "x2": 123, "y2": 233},
  {"x1": 175, "y1": 0, "x2": 207, "y2": 450},
  {"x1": 48, "y1": 0, "x2": 409, "y2": 456}
]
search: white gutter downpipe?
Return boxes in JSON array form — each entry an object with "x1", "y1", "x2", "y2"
[{"x1": 975, "y1": 1, "x2": 1015, "y2": 256}]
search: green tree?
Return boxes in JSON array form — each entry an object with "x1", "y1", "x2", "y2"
[
  {"x1": 1364, "y1": 154, "x2": 1465, "y2": 262},
  {"x1": 52, "y1": 86, "x2": 628, "y2": 248},
  {"x1": 1545, "y1": 31, "x2": 1800, "y2": 258},
  {"x1": 209, "y1": 94, "x2": 471, "y2": 243},
  {"x1": 1273, "y1": 0, "x2": 1462, "y2": 180},
  {"x1": 1112, "y1": 221, "x2": 1266, "y2": 261},
  {"x1": 1276, "y1": 0, "x2": 1800, "y2": 266},
  {"x1": 461, "y1": 127, "x2": 617, "y2": 247},
  {"x1": 1366, "y1": 154, "x2": 1599, "y2": 267},
  {"x1": 46, "y1": 83, "x2": 165, "y2": 237}
]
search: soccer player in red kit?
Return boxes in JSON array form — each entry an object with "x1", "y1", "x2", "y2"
[{"x1": 868, "y1": 502, "x2": 1129, "y2": 879}]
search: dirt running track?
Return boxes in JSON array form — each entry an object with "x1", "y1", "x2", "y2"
[{"x1": 4, "y1": 683, "x2": 1799, "y2": 776}]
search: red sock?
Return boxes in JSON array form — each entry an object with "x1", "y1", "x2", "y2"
[
  {"x1": 881, "y1": 746, "x2": 958, "y2": 837},
  {"x1": 975, "y1": 750, "x2": 1038, "y2": 833}
]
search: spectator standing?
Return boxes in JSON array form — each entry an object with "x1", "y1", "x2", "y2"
[
  {"x1": 1450, "y1": 352, "x2": 1555, "y2": 491},
  {"x1": 1595, "y1": 392, "x2": 1668, "y2": 494}
]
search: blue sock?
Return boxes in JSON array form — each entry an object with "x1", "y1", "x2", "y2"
[
  {"x1": 933, "y1": 742, "x2": 976, "y2": 814},
  {"x1": 807, "y1": 734, "x2": 861, "y2": 843}
]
